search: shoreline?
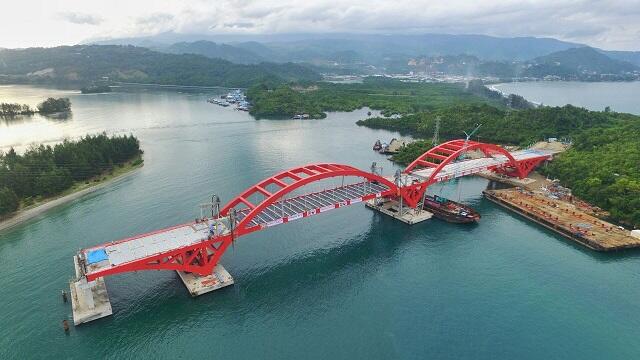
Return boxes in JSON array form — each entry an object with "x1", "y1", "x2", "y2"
[{"x1": 0, "y1": 162, "x2": 143, "y2": 234}]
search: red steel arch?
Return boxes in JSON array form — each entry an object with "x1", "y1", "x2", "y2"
[
  {"x1": 84, "y1": 163, "x2": 399, "y2": 281},
  {"x1": 400, "y1": 139, "x2": 526, "y2": 208},
  {"x1": 404, "y1": 139, "x2": 523, "y2": 179},
  {"x1": 220, "y1": 163, "x2": 398, "y2": 236},
  {"x1": 80, "y1": 143, "x2": 550, "y2": 282}
]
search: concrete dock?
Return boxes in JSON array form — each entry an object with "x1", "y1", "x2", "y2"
[
  {"x1": 365, "y1": 198, "x2": 433, "y2": 224},
  {"x1": 484, "y1": 188, "x2": 640, "y2": 251}
]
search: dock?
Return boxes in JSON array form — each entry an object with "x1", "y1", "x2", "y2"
[{"x1": 484, "y1": 188, "x2": 640, "y2": 251}]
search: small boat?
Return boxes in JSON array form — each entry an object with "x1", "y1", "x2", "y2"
[
  {"x1": 373, "y1": 139, "x2": 382, "y2": 151},
  {"x1": 422, "y1": 194, "x2": 480, "y2": 223}
]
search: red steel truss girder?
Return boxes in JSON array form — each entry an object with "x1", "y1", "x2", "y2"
[
  {"x1": 85, "y1": 163, "x2": 398, "y2": 280},
  {"x1": 399, "y1": 140, "x2": 541, "y2": 208},
  {"x1": 86, "y1": 234, "x2": 232, "y2": 281},
  {"x1": 404, "y1": 139, "x2": 480, "y2": 174},
  {"x1": 220, "y1": 163, "x2": 398, "y2": 236},
  {"x1": 82, "y1": 148, "x2": 549, "y2": 281}
]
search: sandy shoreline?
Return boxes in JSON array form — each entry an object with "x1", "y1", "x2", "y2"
[{"x1": 0, "y1": 166, "x2": 142, "y2": 234}]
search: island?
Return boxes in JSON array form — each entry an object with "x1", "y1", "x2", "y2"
[
  {"x1": 0, "y1": 133, "x2": 143, "y2": 230},
  {"x1": 0, "y1": 97, "x2": 71, "y2": 117}
]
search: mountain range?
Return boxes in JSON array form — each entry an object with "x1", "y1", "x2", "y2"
[{"x1": 91, "y1": 32, "x2": 640, "y2": 67}]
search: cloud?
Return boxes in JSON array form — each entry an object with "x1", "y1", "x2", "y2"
[
  {"x1": 3, "y1": 0, "x2": 640, "y2": 50},
  {"x1": 141, "y1": 0, "x2": 639, "y2": 50},
  {"x1": 58, "y1": 12, "x2": 103, "y2": 26}
]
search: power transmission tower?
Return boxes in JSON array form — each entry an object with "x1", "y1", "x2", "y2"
[{"x1": 431, "y1": 117, "x2": 441, "y2": 146}]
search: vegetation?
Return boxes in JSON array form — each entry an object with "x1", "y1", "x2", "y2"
[
  {"x1": 358, "y1": 104, "x2": 612, "y2": 146},
  {"x1": 404, "y1": 48, "x2": 639, "y2": 81},
  {"x1": 0, "y1": 103, "x2": 35, "y2": 116},
  {"x1": 0, "y1": 45, "x2": 320, "y2": 88},
  {"x1": 247, "y1": 78, "x2": 505, "y2": 119},
  {"x1": 1, "y1": 97, "x2": 71, "y2": 116},
  {"x1": 544, "y1": 119, "x2": 640, "y2": 226},
  {"x1": 163, "y1": 40, "x2": 265, "y2": 65},
  {"x1": 0, "y1": 133, "x2": 142, "y2": 217},
  {"x1": 525, "y1": 47, "x2": 639, "y2": 80},
  {"x1": 37, "y1": 97, "x2": 71, "y2": 114},
  {"x1": 359, "y1": 103, "x2": 640, "y2": 227}
]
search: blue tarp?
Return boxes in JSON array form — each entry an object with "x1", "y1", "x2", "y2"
[{"x1": 87, "y1": 249, "x2": 108, "y2": 264}]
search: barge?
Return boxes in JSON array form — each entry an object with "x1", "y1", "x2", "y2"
[{"x1": 422, "y1": 194, "x2": 480, "y2": 223}]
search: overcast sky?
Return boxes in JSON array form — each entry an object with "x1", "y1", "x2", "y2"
[{"x1": 1, "y1": 0, "x2": 639, "y2": 50}]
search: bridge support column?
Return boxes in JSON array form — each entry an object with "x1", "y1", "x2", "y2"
[
  {"x1": 70, "y1": 256, "x2": 113, "y2": 325},
  {"x1": 176, "y1": 264, "x2": 234, "y2": 297}
]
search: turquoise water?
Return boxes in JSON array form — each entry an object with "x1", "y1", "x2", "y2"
[
  {"x1": 493, "y1": 81, "x2": 640, "y2": 115},
  {"x1": 1, "y1": 85, "x2": 640, "y2": 359}
]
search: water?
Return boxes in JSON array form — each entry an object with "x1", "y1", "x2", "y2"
[
  {"x1": 492, "y1": 81, "x2": 640, "y2": 115},
  {"x1": 1, "y1": 85, "x2": 640, "y2": 359}
]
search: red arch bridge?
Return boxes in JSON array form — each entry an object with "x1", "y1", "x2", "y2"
[{"x1": 70, "y1": 140, "x2": 552, "y2": 323}]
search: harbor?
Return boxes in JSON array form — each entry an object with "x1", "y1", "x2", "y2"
[{"x1": 207, "y1": 89, "x2": 250, "y2": 111}]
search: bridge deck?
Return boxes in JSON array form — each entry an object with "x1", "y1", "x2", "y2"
[
  {"x1": 81, "y1": 220, "x2": 224, "y2": 276},
  {"x1": 409, "y1": 149, "x2": 552, "y2": 181},
  {"x1": 79, "y1": 180, "x2": 390, "y2": 278}
]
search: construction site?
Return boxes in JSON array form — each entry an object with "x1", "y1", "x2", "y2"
[{"x1": 484, "y1": 187, "x2": 640, "y2": 251}]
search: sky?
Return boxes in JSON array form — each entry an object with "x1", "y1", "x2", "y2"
[{"x1": 1, "y1": 0, "x2": 639, "y2": 50}]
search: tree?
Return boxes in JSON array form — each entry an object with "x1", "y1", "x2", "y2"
[
  {"x1": 37, "y1": 98, "x2": 71, "y2": 114},
  {"x1": 0, "y1": 187, "x2": 19, "y2": 216}
]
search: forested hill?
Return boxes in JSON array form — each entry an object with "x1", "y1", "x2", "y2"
[
  {"x1": 162, "y1": 41, "x2": 265, "y2": 64},
  {"x1": 525, "y1": 47, "x2": 638, "y2": 78},
  {"x1": 0, "y1": 45, "x2": 320, "y2": 87}
]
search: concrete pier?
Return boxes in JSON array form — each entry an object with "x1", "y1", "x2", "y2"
[
  {"x1": 365, "y1": 198, "x2": 433, "y2": 225},
  {"x1": 176, "y1": 264, "x2": 234, "y2": 297},
  {"x1": 70, "y1": 256, "x2": 113, "y2": 325}
]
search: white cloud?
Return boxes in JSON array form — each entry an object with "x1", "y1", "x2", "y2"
[
  {"x1": 0, "y1": 0, "x2": 638, "y2": 50},
  {"x1": 58, "y1": 12, "x2": 103, "y2": 25}
]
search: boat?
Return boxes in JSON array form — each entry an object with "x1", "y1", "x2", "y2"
[
  {"x1": 421, "y1": 194, "x2": 480, "y2": 223},
  {"x1": 373, "y1": 139, "x2": 382, "y2": 151},
  {"x1": 208, "y1": 98, "x2": 231, "y2": 107}
]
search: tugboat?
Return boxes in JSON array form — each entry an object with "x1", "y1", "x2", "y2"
[
  {"x1": 373, "y1": 139, "x2": 382, "y2": 151},
  {"x1": 422, "y1": 194, "x2": 481, "y2": 223}
]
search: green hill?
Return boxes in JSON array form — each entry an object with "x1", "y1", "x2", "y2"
[
  {"x1": 162, "y1": 40, "x2": 265, "y2": 64},
  {"x1": 0, "y1": 45, "x2": 320, "y2": 87},
  {"x1": 525, "y1": 47, "x2": 638, "y2": 78}
]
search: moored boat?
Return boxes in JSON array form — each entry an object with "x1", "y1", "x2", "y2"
[{"x1": 422, "y1": 194, "x2": 480, "y2": 223}]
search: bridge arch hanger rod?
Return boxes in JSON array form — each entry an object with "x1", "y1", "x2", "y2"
[{"x1": 218, "y1": 163, "x2": 399, "y2": 235}]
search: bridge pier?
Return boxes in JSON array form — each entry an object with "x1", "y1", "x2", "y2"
[
  {"x1": 70, "y1": 256, "x2": 113, "y2": 325},
  {"x1": 365, "y1": 198, "x2": 433, "y2": 225},
  {"x1": 176, "y1": 264, "x2": 234, "y2": 297}
]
